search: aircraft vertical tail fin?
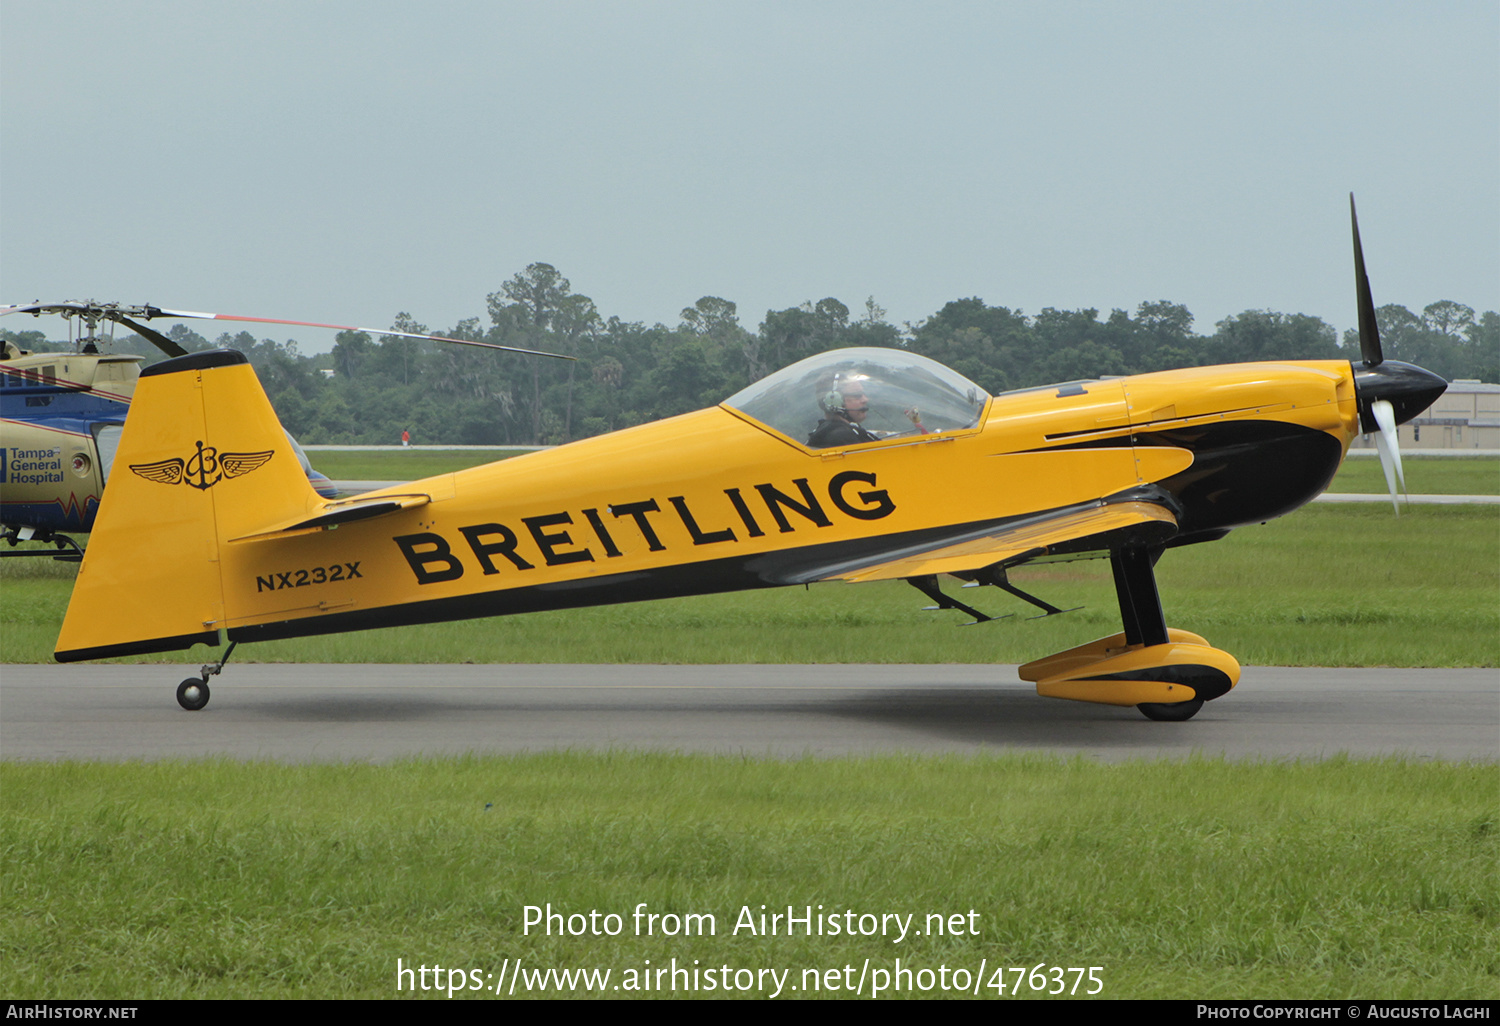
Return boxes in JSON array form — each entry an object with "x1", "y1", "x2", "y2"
[{"x1": 55, "y1": 350, "x2": 322, "y2": 661}]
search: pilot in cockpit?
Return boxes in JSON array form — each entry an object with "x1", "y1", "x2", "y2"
[{"x1": 807, "y1": 372, "x2": 926, "y2": 448}]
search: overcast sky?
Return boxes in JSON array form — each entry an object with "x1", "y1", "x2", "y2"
[{"x1": 2, "y1": 1, "x2": 1496, "y2": 353}]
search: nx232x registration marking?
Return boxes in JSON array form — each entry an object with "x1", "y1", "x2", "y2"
[{"x1": 255, "y1": 562, "x2": 363, "y2": 592}]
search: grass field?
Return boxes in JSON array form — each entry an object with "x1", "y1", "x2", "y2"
[
  {"x1": 4, "y1": 454, "x2": 1495, "y2": 1002},
  {"x1": 3, "y1": 504, "x2": 1494, "y2": 666},
  {"x1": 2, "y1": 755, "x2": 1494, "y2": 999},
  {"x1": 1326, "y1": 454, "x2": 1498, "y2": 495}
]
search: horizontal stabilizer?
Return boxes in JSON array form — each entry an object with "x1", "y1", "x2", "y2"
[{"x1": 231, "y1": 492, "x2": 431, "y2": 542}]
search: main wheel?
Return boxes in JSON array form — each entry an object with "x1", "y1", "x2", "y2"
[
  {"x1": 176, "y1": 678, "x2": 210, "y2": 711},
  {"x1": 1137, "y1": 697, "x2": 1203, "y2": 721}
]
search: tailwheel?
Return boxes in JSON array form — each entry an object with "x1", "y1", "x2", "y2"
[
  {"x1": 175, "y1": 640, "x2": 236, "y2": 710},
  {"x1": 1137, "y1": 697, "x2": 1204, "y2": 722},
  {"x1": 176, "y1": 678, "x2": 210, "y2": 711}
]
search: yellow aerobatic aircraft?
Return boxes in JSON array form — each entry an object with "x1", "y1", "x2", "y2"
[{"x1": 53, "y1": 200, "x2": 1447, "y2": 718}]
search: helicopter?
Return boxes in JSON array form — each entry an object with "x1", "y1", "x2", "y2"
[
  {"x1": 1, "y1": 340, "x2": 132, "y2": 558},
  {"x1": 1, "y1": 302, "x2": 564, "y2": 560}
]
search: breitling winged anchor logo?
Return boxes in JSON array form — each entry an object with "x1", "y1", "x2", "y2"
[{"x1": 130, "y1": 441, "x2": 274, "y2": 490}]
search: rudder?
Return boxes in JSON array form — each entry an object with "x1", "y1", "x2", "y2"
[{"x1": 55, "y1": 350, "x2": 321, "y2": 661}]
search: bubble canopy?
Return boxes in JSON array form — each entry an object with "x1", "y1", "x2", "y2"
[{"x1": 723, "y1": 347, "x2": 990, "y2": 448}]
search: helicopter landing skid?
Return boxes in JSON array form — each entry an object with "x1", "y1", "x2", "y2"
[{"x1": 1, "y1": 527, "x2": 83, "y2": 562}]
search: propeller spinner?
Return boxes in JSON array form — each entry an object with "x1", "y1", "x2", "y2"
[{"x1": 1347, "y1": 196, "x2": 1447, "y2": 514}]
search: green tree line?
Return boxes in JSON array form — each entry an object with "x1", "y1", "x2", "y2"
[{"x1": 5, "y1": 265, "x2": 1495, "y2": 445}]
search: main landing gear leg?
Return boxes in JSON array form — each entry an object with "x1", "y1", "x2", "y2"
[
  {"x1": 1112, "y1": 545, "x2": 1169, "y2": 648},
  {"x1": 1112, "y1": 546, "x2": 1203, "y2": 721},
  {"x1": 176, "y1": 641, "x2": 237, "y2": 711},
  {"x1": 1019, "y1": 546, "x2": 1239, "y2": 720}
]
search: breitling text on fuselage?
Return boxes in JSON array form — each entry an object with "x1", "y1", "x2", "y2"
[{"x1": 393, "y1": 471, "x2": 897, "y2": 586}]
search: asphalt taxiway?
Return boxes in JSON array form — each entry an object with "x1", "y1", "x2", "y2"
[{"x1": 1, "y1": 664, "x2": 1494, "y2": 763}]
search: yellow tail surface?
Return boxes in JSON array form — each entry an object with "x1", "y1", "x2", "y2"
[{"x1": 55, "y1": 350, "x2": 322, "y2": 661}]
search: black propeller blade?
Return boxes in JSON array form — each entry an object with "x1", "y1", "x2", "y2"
[
  {"x1": 1345, "y1": 195, "x2": 1448, "y2": 513},
  {"x1": 1350, "y1": 193, "x2": 1384, "y2": 368}
]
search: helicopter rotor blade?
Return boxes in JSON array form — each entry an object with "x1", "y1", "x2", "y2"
[
  {"x1": 1, "y1": 301, "x2": 103, "y2": 319},
  {"x1": 143, "y1": 308, "x2": 575, "y2": 360},
  {"x1": 113, "y1": 315, "x2": 189, "y2": 358},
  {"x1": 4, "y1": 302, "x2": 573, "y2": 361}
]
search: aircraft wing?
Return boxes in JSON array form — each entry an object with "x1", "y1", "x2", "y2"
[{"x1": 799, "y1": 497, "x2": 1179, "y2": 584}]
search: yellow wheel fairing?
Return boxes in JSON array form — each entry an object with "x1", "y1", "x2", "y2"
[
  {"x1": 1033, "y1": 642, "x2": 1241, "y2": 707},
  {"x1": 1018, "y1": 629, "x2": 1210, "y2": 683}
]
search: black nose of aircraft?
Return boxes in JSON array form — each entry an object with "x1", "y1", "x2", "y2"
[{"x1": 1354, "y1": 359, "x2": 1448, "y2": 434}]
